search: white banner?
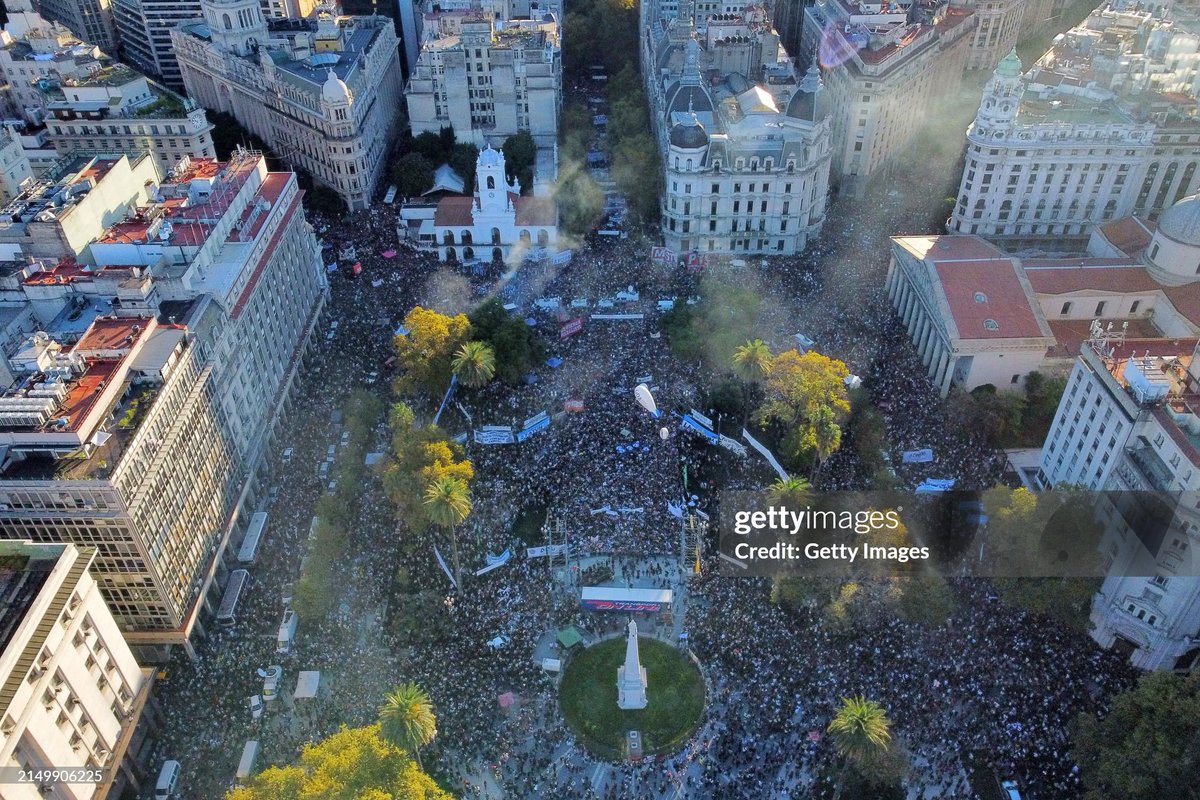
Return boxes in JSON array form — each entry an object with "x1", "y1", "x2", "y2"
[
  {"x1": 433, "y1": 545, "x2": 458, "y2": 588},
  {"x1": 718, "y1": 435, "x2": 747, "y2": 457},
  {"x1": 902, "y1": 449, "x2": 934, "y2": 464},
  {"x1": 742, "y1": 428, "x2": 789, "y2": 481},
  {"x1": 690, "y1": 409, "x2": 713, "y2": 429},
  {"x1": 527, "y1": 544, "x2": 568, "y2": 558}
]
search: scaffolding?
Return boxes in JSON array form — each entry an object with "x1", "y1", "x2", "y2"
[{"x1": 682, "y1": 510, "x2": 707, "y2": 577}]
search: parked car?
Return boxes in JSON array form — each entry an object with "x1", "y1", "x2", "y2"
[
  {"x1": 262, "y1": 665, "x2": 283, "y2": 701},
  {"x1": 281, "y1": 447, "x2": 293, "y2": 464},
  {"x1": 326, "y1": 445, "x2": 337, "y2": 459},
  {"x1": 247, "y1": 695, "x2": 263, "y2": 721}
]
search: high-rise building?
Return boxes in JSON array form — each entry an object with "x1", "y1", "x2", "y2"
[
  {"x1": 800, "y1": 0, "x2": 975, "y2": 196},
  {"x1": 405, "y1": 6, "x2": 562, "y2": 149},
  {"x1": 958, "y1": 0, "x2": 1027, "y2": 70},
  {"x1": 950, "y1": 4, "x2": 1200, "y2": 241},
  {"x1": 0, "y1": 15, "x2": 216, "y2": 177},
  {"x1": 1038, "y1": 342, "x2": 1200, "y2": 672},
  {"x1": 643, "y1": 2, "x2": 831, "y2": 255},
  {"x1": 0, "y1": 150, "x2": 328, "y2": 659},
  {"x1": 173, "y1": 1, "x2": 403, "y2": 210},
  {"x1": 0, "y1": 540, "x2": 154, "y2": 798},
  {"x1": 33, "y1": 0, "x2": 120, "y2": 53},
  {"x1": 111, "y1": 0, "x2": 203, "y2": 88}
]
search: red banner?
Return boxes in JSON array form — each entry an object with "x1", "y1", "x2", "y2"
[
  {"x1": 564, "y1": 399, "x2": 585, "y2": 412},
  {"x1": 560, "y1": 317, "x2": 584, "y2": 339}
]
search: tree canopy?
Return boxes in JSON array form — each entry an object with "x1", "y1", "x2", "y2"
[
  {"x1": 225, "y1": 724, "x2": 451, "y2": 800},
  {"x1": 1072, "y1": 671, "x2": 1200, "y2": 800},
  {"x1": 393, "y1": 153, "x2": 434, "y2": 198},
  {"x1": 393, "y1": 307, "x2": 471, "y2": 397},
  {"x1": 502, "y1": 130, "x2": 536, "y2": 195},
  {"x1": 467, "y1": 299, "x2": 546, "y2": 384},
  {"x1": 755, "y1": 349, "x2": 851, "y2": 469}
]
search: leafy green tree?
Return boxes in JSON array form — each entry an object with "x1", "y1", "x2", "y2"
[
  {"x1": 423, "y1": 475, "x2": 472, "y2": 586},
  {"x1": 828, "y1": 696, "x2": 894, "y2": 800},
  {"x1": 451, "y1": 341, "x2": 496, "y2": 388},
  {"x1": 468, "y1": 299, "x2": 546, "y2": 384},
  {"x1": 767, "y1": 475, "x2": 812, "y2": 506},
  {"x1": 1072, "y1": 671, "x2": 1200, "y2": 800},
  {"x1": 393, "y1": 307, "x2": 471, "y2": 397},
  {"x1": 448, "y1": 142, "x2": 479, "y2": 194},
  {"x1": 502, "y1": 130, "x2": 537, "y2": 194},
  {"x1": 411, "y1": 130, "x2": 446, "y2": 161},
  {"x1": 392, "y1": 153, "x2": 434, "y2": 198},
  {"x1": 732, "y1": 340, "x2": 772, "y2": 424},
  {"x1": 896, "y1": 577, "x2": 956, "y2": 627},
  {"x1": 756, "y1": 350, "x2": 851, "y2": 469},
  {"x1": 225, "y1": 724, "x2": 450, "y2": 800},
  {"x1": 379, "y1": 683, "x2": 438, "y2": 770},
  {"x1": 382, "y1": 408, "x2": 473, "y2": 536}
]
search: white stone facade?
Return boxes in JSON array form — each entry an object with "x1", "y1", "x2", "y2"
[
  {"x1": 644, "y1": 4, "x2": 831, "y2": 256},
  {"x1": 406, "y1": 10, "x2": 562, "y2": 149},
  {"x1": 173, "y1": 1, "x2": 403, "y2": 210},
  {"x1": 0, "y1": 541, "x2": 152, "y2": 798}
]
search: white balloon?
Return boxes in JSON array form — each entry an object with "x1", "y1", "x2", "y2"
[
  {"x1": 659, "y1": 427, "x2": 669, "y2": 440},
  {"x1": 634, "y1": 383, "x2": 659, "y2": 418}
]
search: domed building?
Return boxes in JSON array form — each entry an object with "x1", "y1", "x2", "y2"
[
  {"x1": 645, "y1": 18, "x2": 832, "y2": 257},
  {"x1": 1146, "y1": 194, "x2": 1200, "y2": 285},
  {"x1": 172, "y1": 2, "x2": 403, "y2": 210}
]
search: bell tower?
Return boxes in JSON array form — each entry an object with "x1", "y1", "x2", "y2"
[
  {"x1": 975, "y1": 48, "x2": 1024, "y2": 131},
  {"x1": 202, "y1": 0, "x2": 267, "y2": 57}
]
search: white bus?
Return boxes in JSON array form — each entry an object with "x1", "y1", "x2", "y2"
[
  {"x1": 216, "y1": 569, "x2": 249, "y2": 626},
  {"x1": 383, "y1": 184, "x2": 398, "y2": 204},
  {"x1": 237, "y1": 512, "x2": 267, "y2": 564}
]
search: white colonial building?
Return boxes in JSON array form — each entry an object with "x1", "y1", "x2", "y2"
[
  {"x1": 173, "y1": 0, "x2": 403, "y2": 210},
  {"x1": 644, "y1": 5, "x2": 832, "y2": 256},
  {"x1": 429, "y1": 145, "x2": 557, "y2": 263}
]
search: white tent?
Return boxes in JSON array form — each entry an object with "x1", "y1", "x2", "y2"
[{"x1": 294, "y1": 670, "x2": 320, "y2": 700}]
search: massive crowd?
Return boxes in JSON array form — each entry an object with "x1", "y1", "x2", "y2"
[{"x1": 146, "y1": 173, "x2": 1130, "y2": 800}]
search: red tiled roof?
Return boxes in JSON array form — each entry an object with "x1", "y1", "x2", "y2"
[
  {"x1": 58, "y1": 358, "x2": 122, "y2": 432},
  {"x1": 435, "y1": 196, "x2": 476, "y2": 227},
  {"x1": 895, "y1": 235, "x2": 1007, "y2": 262},
  {"x1": 21, "y1": 259, "x2": 90, "y2": 286},
  {"x1": 74, "y1": 317, "x2": 150, "y2": 354},
  {"x1": 515, "y1": 196, "x2": 556, "y2": 227},
  {"x1": 1097, "y1": 216, "x2": 1155, "y2": 256},
  {"x1": 1023, "y1": 265, "x2": 1160, "y2": 294},
  {"x1": 934, "y1": 257, "x2": 1047, "y2": 340}
]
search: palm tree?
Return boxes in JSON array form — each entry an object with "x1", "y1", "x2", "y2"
[
  {"x1": 451, "y1": 341, "x2": 496, "y2": 388},
  {"x1": 827, "y1": 696, "x2": 892, "y2": 800},
  {"x1": 809, "y1": 405, "x2": 842, "y2": 480},
  {"x1": 768, "y1": 475, "x2": 812, "y2": 507},
  {"x1": 423, "y1": 475, "x2": 472, "y2": 587},
  {"x1": 379, "y1": 683, "x2": 437, "y2": 769},
  {"x1": 732, "y1": 339, "x2": 773, "y2": 426}
]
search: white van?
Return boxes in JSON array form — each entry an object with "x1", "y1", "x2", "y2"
[
  {"x1": 155, "y1": 760, "x2": 180, "y2": 800},
  {"x1": 236, "y1": 740, "x2": 260, "y2": 785},
  {"x1": 276, "y1": 609, "x2": 299, "y2": 654}
]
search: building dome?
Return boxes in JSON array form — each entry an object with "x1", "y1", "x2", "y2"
[
  {"x1": 786, "y1": 64, "x2": 827, "y2": 122},
  {"x1": 478, "y1": 145, "x2": 504, "y2": 167},
  {"x1": 1157, "y1": 193, "x2": 1200, "y2": 246},
  {"x1": 669, "y1": 115, "x2": 708, "y2": 149},
  {"x1": 321, "y1": 68, "x2": 352, "y2": 105},
  {"x1": 995, "y1": 47, "x2": 1022, "y2": 79}
]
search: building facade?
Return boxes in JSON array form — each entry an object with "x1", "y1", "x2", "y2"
[
  {"x1": 0, "y1": 126, "x2": 35, "y2": 204},
  {"x1": 959, "y1": 0, "x2": 1027, "y2": 71},
  {"x1": 33, "y1": 0, "x2": 120, "y2": 53},
  {"x1": 173, "y1": 0, "x2": 403, "y2": 211},
  {"x1": 406, "y1": 8, "x2": 562, "y2": 148},
  {"x1": 0, "y1": 15, "x2": 215, "y2": 177},
  {"x1": 950, "y1": 5, "x2": 1200, "y2": 240},
  {"x1": 802, "y1": 0, "x2": 975, "y2": 195},
  {"x1": 0, "y1": 150, "x2": 328, "y2": 658},
  {"x1": 1038, "y1": 343, "x2": 1200, "y2": 672},
  {"x1": 0, "y1": 541, "x2": 154, "y2": 799},
  {"x1": 111, "y1": 0, "x2": 203, "y2": 88},
  {"x1": 644, "y1": 5, "x2": 832, "y2": 255}
]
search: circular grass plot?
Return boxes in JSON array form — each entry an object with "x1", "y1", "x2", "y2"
[{"x1": 559, "y1": 635, "x2": 705, "y2": 759}]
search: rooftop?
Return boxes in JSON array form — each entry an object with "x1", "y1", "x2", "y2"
[{"x1": 0, "y1": 544, "x2": 60, "y2": 655}]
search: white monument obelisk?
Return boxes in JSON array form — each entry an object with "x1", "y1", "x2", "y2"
[{"x1": 616, "y1": 620, "x2": 648, "y2": 709}]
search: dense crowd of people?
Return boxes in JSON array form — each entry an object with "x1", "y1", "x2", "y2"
[{"x1": 146, "y1": 176, "x2": 1132, "y2": 800}]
